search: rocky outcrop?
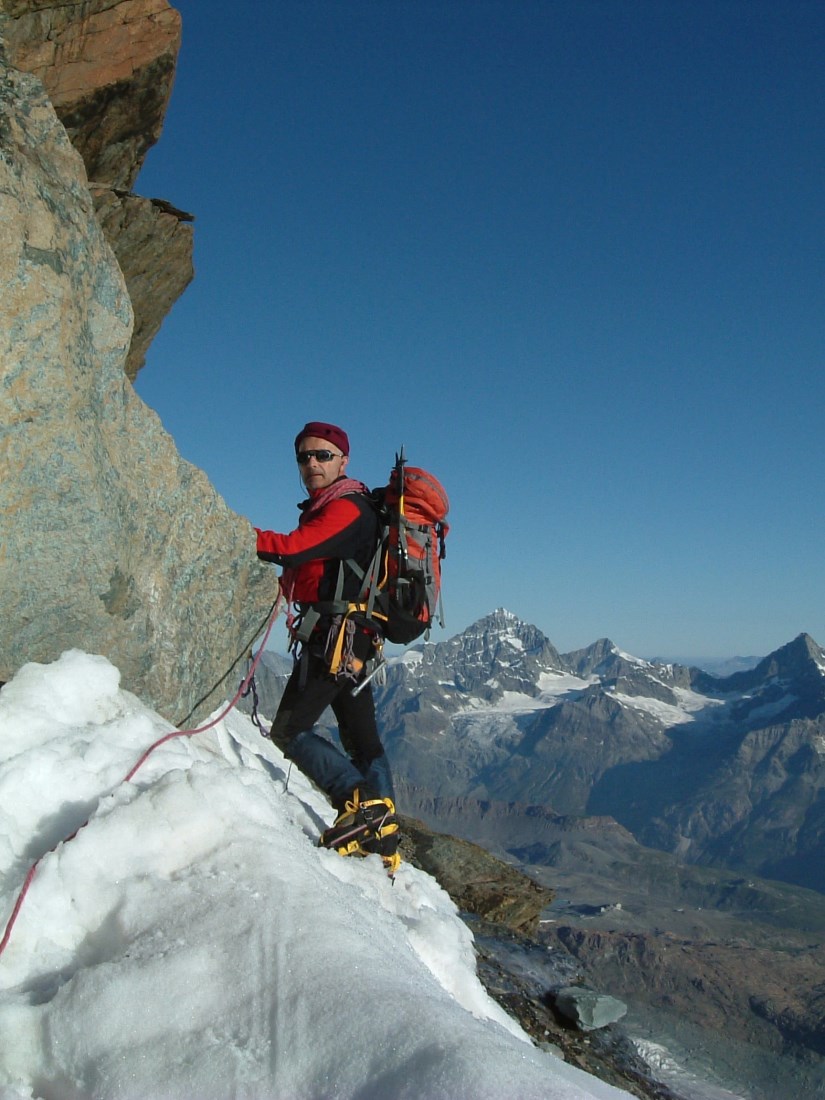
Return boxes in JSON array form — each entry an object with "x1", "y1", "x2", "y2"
[
  {"x1": 0, "y1": 60, "x2": 278, "y2": 721},
  {"x1": 1, "y1": 0, "x2": 180, "y2": 188},
  {"x1": 91, "y1": 185, "x2": 193, "y2": 380},
  {"x1": 1, "y1": 0, "x2": 193, "y2": 378},
  {"x1": 398, "y1": 814, "x2": 553, "y2": 935}
]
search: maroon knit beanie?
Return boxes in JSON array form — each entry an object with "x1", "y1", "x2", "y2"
[{"x1": 294, "y1": 421, "x2": 350, "y2": 456}]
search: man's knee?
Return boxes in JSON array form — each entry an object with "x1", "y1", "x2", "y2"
[
  {"x1": 361, "y1": 751, "x2": 395, "y2": 802},
  {"x1": 269, "y1": 708, "x2": 296, "y2": 753}
]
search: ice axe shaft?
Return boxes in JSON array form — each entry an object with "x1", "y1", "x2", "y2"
[{"x1": 351, "y1": 655, "x2": 387, "y2": 696}]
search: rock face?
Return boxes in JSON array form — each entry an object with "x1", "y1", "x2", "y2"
[
  {"x1": 0, "y1": 59, "x2": 278, "y2": 722},
  {"x1": 91, "y1": 185, "x2": 193, "y2": 380},
  {"x1": 1, "y1": 0, "x2": 180, "y2": 189},
  {"x1": 1, "y1": 0, "x2": 194, "y2": 379}
]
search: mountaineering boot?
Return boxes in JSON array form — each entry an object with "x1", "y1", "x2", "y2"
[
  {"x1": 358, "y1": 820, "x2": 402, "y2": 877},
  {"x1": 319, "y1": 790, "x2": 401, "y2": 875}
]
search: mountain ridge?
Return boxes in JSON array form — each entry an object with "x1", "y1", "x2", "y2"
[{"x1": 371, "y1": 611, "x2": 825, "y2": 894}]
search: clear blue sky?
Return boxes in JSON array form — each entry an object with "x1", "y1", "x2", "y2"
[{"x1": 134, "y1": 0, "x2": 824, "y2": 661}]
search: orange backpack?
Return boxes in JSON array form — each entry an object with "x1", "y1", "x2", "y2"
[
  {"x1": 375, "y1": 454, "x2": 450, "y2": 644},
  {"x1": 325, "y1": 450, "x2": 449, "y2": 677}
]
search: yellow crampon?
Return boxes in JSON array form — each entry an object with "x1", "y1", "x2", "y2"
[
  {"x1": 320, "y1": 791, "x2": 401, "y2": 876},
  {"x1": 332, "y1": 836, "x2": 401, "y2": 876}
]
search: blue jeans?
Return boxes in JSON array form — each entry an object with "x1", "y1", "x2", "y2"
[{"x1": 270, "y1": 642, "x2": 395, "y2": 812}]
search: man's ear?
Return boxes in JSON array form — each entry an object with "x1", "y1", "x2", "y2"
[{"x1": 340, "y1": 454, "x2": 349, "y2": 473}]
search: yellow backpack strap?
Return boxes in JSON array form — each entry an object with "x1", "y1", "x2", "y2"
[{"x1": 327, "y1": 602, "x2": 389, "y2": 677}]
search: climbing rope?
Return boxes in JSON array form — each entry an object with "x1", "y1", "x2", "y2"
[{"x1": 0, "y1": 596, "x2": 284, "y2": 960}]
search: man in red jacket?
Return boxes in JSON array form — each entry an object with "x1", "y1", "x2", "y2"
[{"x1": 255, "y1": 422, "x2": 399, "y2": 873}]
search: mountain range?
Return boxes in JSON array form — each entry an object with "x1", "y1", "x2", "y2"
[{"x1": 363, "y1": 609, "x2": 825, "y2": 896}]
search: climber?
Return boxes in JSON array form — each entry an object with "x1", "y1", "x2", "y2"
[{"x1": 254, "y1": 422, "x2": 399, "y2": 874}]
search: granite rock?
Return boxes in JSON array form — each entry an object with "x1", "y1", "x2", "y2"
[
  {"x1": 1, "y1": 0, "x2": 181, "y2": 189},
  {"x1": 551, "y1": 987, "x2": 628, "y2": 1032},
  {"x1": 2, "y1": 0, "x2": 193, "y2": 380},
  {"x1": 92, "y1": 185, "x2": 193, "y2": 380},
  {"x1": 0, "y1": 61, "x2": 278, "y2": 722}
]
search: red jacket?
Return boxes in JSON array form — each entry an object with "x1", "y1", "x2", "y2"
[{"x1": 256, "y1": 486, "x2": 378, "y2": 606}]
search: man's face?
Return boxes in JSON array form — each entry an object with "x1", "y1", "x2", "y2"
[{"x1": 296, "y1": 435, "x2": 349, "y2": 492}]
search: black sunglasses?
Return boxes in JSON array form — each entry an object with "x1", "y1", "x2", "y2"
[{"x1": 296, "y1": 449, "x2": 344, "y2": 465}]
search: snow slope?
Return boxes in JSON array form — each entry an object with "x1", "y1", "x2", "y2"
[{"x1": 0, "y1": 651, "x2": 631, "y2": 1100}]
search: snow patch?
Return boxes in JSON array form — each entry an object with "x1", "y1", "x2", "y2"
[
  {"x1": 396, "y1": 648, "x2": 424, "y2": 668},
  {"x1": 615, "y1": 649, "x2": 650, "y2": 667},
  {"x1": 537, "y1": 671, "x2": 594, "y2": 702},
  {"x1": 0, "y1": 651, "x2": 631, "y2": 1100},
  {"x1": 612, "y1": 692, "x2": 697, "y2": 726}
]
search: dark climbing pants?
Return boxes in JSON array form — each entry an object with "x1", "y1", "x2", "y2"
[{"x1": 270, "y1": 641, "x2": 394, "y2": 812}]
